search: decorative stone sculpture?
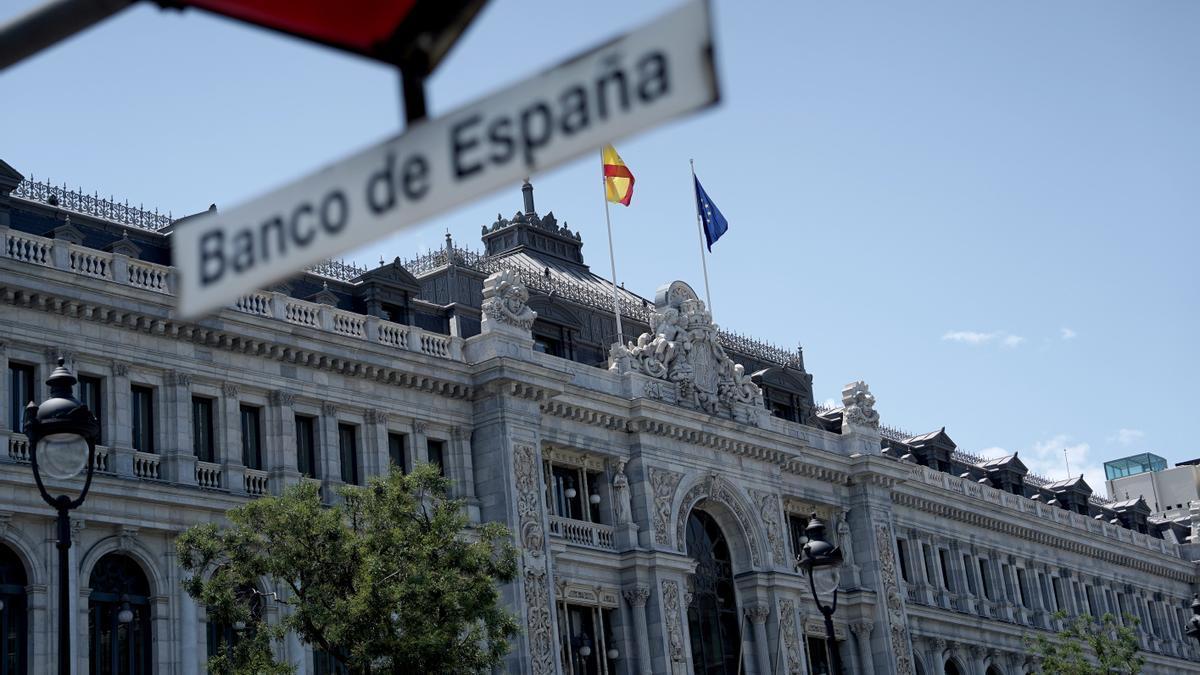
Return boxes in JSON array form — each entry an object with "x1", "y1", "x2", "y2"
[
  {"x1": 612, "y1": 459, "x2": 632, "y2": 525},
  {"x1": 613, "y1": 280, "x2": 763, "y2": 421},
  {"x1": 482, "y1": 270, "x2": 537, "y2": 331},
  {"x1": 842, "y1": 380, "x2": 880, "y2": 429}
]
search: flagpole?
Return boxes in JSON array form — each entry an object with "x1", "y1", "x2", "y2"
[
  {"x1": 602, "y1": 173, "x2": 625, "y2": 349},
  {"x1": 690, "y1": 159, "x2": 714, "y2": 314}
]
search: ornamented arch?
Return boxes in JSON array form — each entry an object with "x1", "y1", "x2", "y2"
[
  {"x1": 673, "y1": 473, "x2": 764, "y2": 570},
  {"x1": 0, "y1": 525, "x2": 47, "y2": 587},
  {"x1": 78, "y1": 533, "x2": 165, "y2": 596}
]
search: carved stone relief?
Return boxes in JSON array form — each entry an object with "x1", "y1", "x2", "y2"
[
  {"x1": 674, "y1": 474, "x2": 762, "y2": 568},
  {"x1": 842, "y1": 380, "x2": 880, "y2": 429},
  {"x1": 514, "y1": 445, "x2": 545, "y2": 556},
  {"x1": 611, "y1": 281, "x2": 762, "y2": 421},
  {"x1": 523, "y1": 565, "x2": 556, "y2": 675},
  {"x1": 268, "y1": 390, "x2": 295, "y2": 407},
  {"x1": 649, "y1": 467, "x2": 683, "y2": 546},
  {"x1": 661, "y1": 580, "x2": 685, "y2": 663},
  {"x1": 749, "y1": 488, "x2": 788, "y2": 567},
  {"x1": 482, "y1": 270, "x2": 537, "y2": 330},
  {"x1": 221, "y1": 382, "x2": 239, "y2": 399},
  {"x1": 514, "y1": 444, "x2": 555, "y2": 674},
  {"x1": 876, "y1": 522, "x2": 915, "y2": 675},
  {"x1": 623, "y1": 585, "x2": 649, "y2": 608},
  {"x1": 778, "y1": 598, "x2": 804, "y2": 675}
]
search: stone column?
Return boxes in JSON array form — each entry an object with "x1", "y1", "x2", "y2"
[
  {"x1": 320, "y1": 402, "x2": 341, "y2": 494},
  {"x1": 624, "y1": 586, "x2": 653, "y2": 675},
  {"x1": 450, "y1": 426, "x2": 480, "y2": 521},
  {"x1": 412, "y1": 420, "x2": 429, "y2": 465},
  {"x1": 178, "y1": 577, "x2": 199, "y2": 675},
  {"x1": 220, "y1": 382, "x2": 246, "y2": 494},
  {"x1": 0, "y1": 341, "x2": 9, "y2": 433},
  {"x1": 109, "y1": 360, "x2": 134, "y2": 476},
  {"x1": 969, "y1": 644, "x2": 987, "y2": 675},
  {"x1": 923, "y1": 637, "x2": 946, "y2": 675},
  {"x1": 362, "y1": 409, "x2": 389, "y2": 480},
  {"x1": 745, "y1": 603, "x2": 772, "y2": 675},
  {"x1": 269, "y1": 390, "x2": 299, "y2": 491},
  {"x1": 851, "y1": 621, "x2": 874, "y2": 674},
  {"x1": 162, "y1": 370, "x2": 196, "y2": 485}
]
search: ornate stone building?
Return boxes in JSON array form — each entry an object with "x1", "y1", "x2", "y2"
[{"x1": 0, "y1": 161, "x2": 1197, "y2": 674}]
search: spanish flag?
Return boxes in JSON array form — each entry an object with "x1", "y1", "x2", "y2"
[{"x1": 602, "y1": 144, "x2": 635, "y2": 206}]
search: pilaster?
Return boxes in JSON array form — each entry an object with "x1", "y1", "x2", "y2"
[{"x1": 161, "y1": 370, "x2": 195, "y2": 485}]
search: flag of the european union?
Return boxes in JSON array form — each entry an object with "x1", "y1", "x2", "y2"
[{"x1": 694, "y1": 176, "x2": 728, "y2": 251}]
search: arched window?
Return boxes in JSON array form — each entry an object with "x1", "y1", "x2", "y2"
[
  {"x1": 0, "y1": 544, "x2": 28, "y2": 675},
  {"x1": 685, "y1": 510, "x2": 741, "y2": 675},
  {"x1": 88, "y1": 553, "x2": 152, "y2": 675},
  {"x1": 944, "y1": 660, "x2": 962, "y2": 675},
  {"x1": 206, "y1": 584, "x2": 265, "y2": 665},
  {"x1": 985, "y1": 667, "x2": 1004, "y2": 675}
]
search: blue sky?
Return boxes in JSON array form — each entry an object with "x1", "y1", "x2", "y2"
[{"x1": 2, "y1": 0, "x2": 1196, "y2": 495}]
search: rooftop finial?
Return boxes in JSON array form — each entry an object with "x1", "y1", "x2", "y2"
[{"x1": 522, "y1": 179, "x2": 535, "y2": 216}]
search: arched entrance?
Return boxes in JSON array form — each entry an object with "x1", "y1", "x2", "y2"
[
  {"x1": 88, "y1": 553, "x2": 152, "y2": 674},
  {"x1": 0, "y1": 544, "x2": 27, "y2": 675},
  {"x1": 944, "y1": 659, "x2": 962, "y2": 675},
  {"x1": 685, "y1": 509, "x2": 742, "y2": 675}
]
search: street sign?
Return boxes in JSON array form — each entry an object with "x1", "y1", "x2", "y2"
[
  {"x1": 174, "y1": 0, "x2": 486, "y2": 68},
  {"x1": 174, "y1": 0, "x2": 719, "y2": 319}
]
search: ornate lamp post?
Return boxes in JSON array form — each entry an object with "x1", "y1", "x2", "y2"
[
  {"x1": 798, "y1": 513, "x2": 844, "y2": 675},
  {"x1": 24, "y1": 358, "x2": 100, "y2": 675}
]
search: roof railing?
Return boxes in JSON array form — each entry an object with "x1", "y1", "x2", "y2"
[{"x1": 12, "y1": 177, "x2": 173, "y2": 231}]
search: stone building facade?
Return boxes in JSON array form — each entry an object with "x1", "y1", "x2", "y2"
[{"x1": 0, "y1": 162, "x2": 1197, "y2": 674}]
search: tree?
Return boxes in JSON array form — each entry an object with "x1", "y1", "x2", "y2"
[
  {"x1": 1026, "y1": 611, "x2": 1144, "y2": 674},
  {"x1": 177, "y1": 464, "x2": 520, "y2": 674}
]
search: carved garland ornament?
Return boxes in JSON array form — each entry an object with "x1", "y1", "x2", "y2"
[
  {"x1": 482, "y1": 270, "x2": 537, "y2": 330},
  {"x1": 778, "y1": 599, "x2": 804, "y2": 675},
  {"x1": 674, "y1": 474, "x2": 762, "y2": 568},
  {"x1": 514, "y1": 444, "x2": 555, "y2": 673},
  {"x1": 649, "y1": 467, "x2": 683, "y2": 546},
  {"x1": 612, "y1": 281, "x2": 762, "y2": 421},
  {"x1": 876, "y1": 523, "x2": 915, "y2": 675},
  {"x1": 749, "y1": 488, "x2": 788, "y2": 567},
  {"x1": 661, "y1": 580, "x2": 685, "y2": 663}
]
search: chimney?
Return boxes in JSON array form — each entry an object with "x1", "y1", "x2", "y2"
[{"x1": 522, "y1": 179, "x2": 535, "y2": 216}]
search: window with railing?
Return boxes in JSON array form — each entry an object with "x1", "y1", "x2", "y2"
[
  {"x1": 240, "y1": 405, "x2": 262, "y2": 470},
  {"x1": 338, "y1": 424, "x2": 359, "y2": 485},
  {"x1": 131, "y1": 385, "x2": 154, "y2": 453},
  {"x1": 426, "y1": 438, "x2": 445, "y2": 477},
  {"x1": 79, "y1": 375, "x2": 103, "y2": 444},
  {"x1": 7, "y1": 363, "x2": 35, "y2": 431},
  {"x1": 192, "y1": 397, "x2": 215, "y2": 462},
  {"x1": 295, "y1": 416, "x2": 317, "y2": 479},
  {"x1": 543, "y1": 461, "x2": 603, "y2": 524},
  {"x1": 938, "y1": 549, "x2": 954, "y2": 591},
  {"x1": 556, "y1": 603, "x2": 618, "y2": 675}
]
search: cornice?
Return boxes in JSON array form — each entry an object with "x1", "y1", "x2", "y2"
[
  {"x1": 0, "y1": 276, "x2": 473, "y2": 400},
  {"x1": 891, "y1": 490, "x2": 1194, "y2": 582}
]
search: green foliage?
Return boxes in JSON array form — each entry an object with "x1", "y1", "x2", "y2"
[
  {"x1": 1025, "y1": 611, "x2": 1144, "y2": 674},
  {"x1": 177, "y1": 464, "x2": 520, "y2": 674}
]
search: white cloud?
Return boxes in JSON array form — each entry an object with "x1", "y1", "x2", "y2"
[
  {"x1": 820, "y1": 398, "x2": 838, "y2": 410},
  {"x1": 941, "y1": 330, "x2": 1026, "y2": 348},
  {"x1": 1111, "y1": 428, "x2": 1145, "y2": 446},
  {"x1": 1060, "y1": 327, "x2": 1077, "y2": 340},
  {"x1": 1017, "y1": 434, "x2": 1108, "y2": 497},
  {"x1": 1001, "y1": 334, "x2": 1025, "y2": 349}
]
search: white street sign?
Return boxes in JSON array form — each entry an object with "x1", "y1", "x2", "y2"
[{"x1": 174, "y1": 0, "x2": 719, "y2": 318}]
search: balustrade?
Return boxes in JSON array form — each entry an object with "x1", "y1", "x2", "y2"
[
  {"x1": 133, "y1": 451, "x2": 161, "y2": 480},
  {"x1": 7, "y1": 434, "x2": 29, "y2": 462},
  {"x1": 547, "y1": 516, "x2": 615, "y2": 551},
  {"x1": 244, "y1": 469, "x2": 269, "y2": 496},
  {"x1": 195, "y1": 461, "x2": 223, "y2": 489}
]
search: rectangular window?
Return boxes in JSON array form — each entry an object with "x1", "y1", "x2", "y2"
[
  {"x1": 131, "y1": 385, "x2": 155, "y2": 453},
  {"x1": 549, "y1": 464, "x2": 583, "y2": 520},
  {"x1": 788, "y1": 514, "x2": 810, "y2": 560},
  {"x1": 978, "y1": 559, "x2": 992, "y2": 600},
  {"x1": 8, "y1": 363, "x2": 35, "y2": 431},
  {"x1": 1017, "y1": 568, "x2": 1030, "y2": 608},
  {"x1": 79, "y1": 375, "x2": 103, "y2": 444},
  {"x1": 388, "y1": 433, "x2": 407, "y2": 474},
  {"x1": 938, "y1": 549, "x2": 953, "y2": 591},
  {"x1": 426, "y1": 438, "x2": 445, "y2": 476},
  {"x1": 192, "y1": 397, "x2": 215, "y2": 462},
  {"x1": 296, "y1": 416, "x2": 317, "y2": 478},
  {"x1": 1001, "y1": 564, "x2": 1015, "y2": 604},
  {"x1": 240, "y1": 405, "x2": 262, "y2": 470},
  {"x1": 922, "y1": 543, "x2": 936, "y2": 585},
  {"x1": 896, "y1": 539, "x2": 910, "y2": 583},
  {"x1": 963, "y1": 555, "x2": 977, "y2": 595},
  {"x1": 1052, "y1": 578, "x2": 1064, "y2": 612},
  {"x1": 338, "y1": 424, "x2": 359, "y2": 485}
]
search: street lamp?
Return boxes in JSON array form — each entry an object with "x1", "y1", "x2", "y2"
[
  {"x1": 24, "y1": 358, "x2": 100, "y2": 675},
  {"x1": 797, "y1": 513, "x2": 844, "y2": 675}
]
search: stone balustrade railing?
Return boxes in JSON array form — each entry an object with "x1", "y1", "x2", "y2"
[
  {"x1": 7, "y1": 434, "x2": 29, "y2": 463},
  {"x1": 0, "y1": 226, "x2": 464, "y2": 363},
  {"x1": 94, "y1": 446, "x2": 113, "y2": 474},
  {"x1": 233, "y1": 290, "x2": 463, "y2": 362},
  {"x1": 2, "y1": 226, "x2": 172, "y2": 295},
  {"x1": 244, "y1": 469, "x2": 269, "y2": 497},
  {"x1": 195, "y1": 461, "x2": 222, "y2": 489},
  {"x1": 548, "y1": 516, "x2": 616, "y2": 551},
  {"x1": 133, "y1": 451, "x2": 161, "y2": 480},
  {"x1": 908, "y1": 464, "x2": 1176, "y2": 557}
]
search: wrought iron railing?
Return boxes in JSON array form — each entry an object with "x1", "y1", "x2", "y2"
[
  {"x1": 13, "y1": 177, "x2": 174, "y2": 231},
  {"x1": 307, "y1": 258, "x2": 369, "y2": 281}
]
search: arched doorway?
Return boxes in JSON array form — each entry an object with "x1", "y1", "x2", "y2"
[
  {"x1": 88, "y1": 553, "x2": 152, "y2": 674},
  {"x1": 685, "y1": 509, "x2": 741, "y2": 675},
  {"x1": 206, "y1": 583, "x2": 265, "y2": 663},
  {"x1": 0, "y1": 544, "x2": 28, "y2": 674},
  {"x1": 944, "y1": 659, "x2": 962, "y2": 675}
]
